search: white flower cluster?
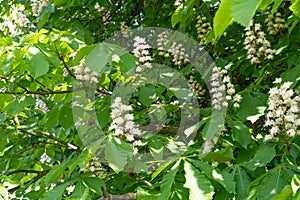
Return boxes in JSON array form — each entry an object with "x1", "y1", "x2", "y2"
[
  {"x1": 109, "y1": 97, "x2": 141, "y2": 142},
  {"x1": 35, "y1": 98, "x2": 49, "y2": 113},
  {"x1": 74, "y1": 60, "x2": 98, "y2": 84},
  {"x1": 210, "y1": 65, "x2": 242, "y2": 110},
  {"x1": 0, "y1": 5, "x2": 31, "y2": 36},
  {"x1": 31, "y1": 0, "x2": 49, "y2": 17},
  {"x1": 265, "y1": 11, "x2": 288, "y2": 35},
  {"x1": 157, "y1": 32, "x2": 190, "y2": 66},
  {"x1": 188, "y1": 74, "x2": 206, "y2": 97},
  {"x1": 133, "y1": 36, "x2": 152, "y2": 72},
  {"x1": 244, "y1": 21, "x2": 276, "y2": 64},
  {"x1": 264, "y1": 78, "x2": 300, "y2": 141},
  {"x1": 195, "y1": 16, "x2": 212, "y2": 45}
]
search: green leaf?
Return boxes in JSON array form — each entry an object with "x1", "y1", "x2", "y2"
[
  {"x1": 189, "y1": 159, "x2": 236, "y2": 193},
  {"x1": 6, "y1": 99, "x2": 21, "y2": 117},
  {"x1": 214, "y1": 0, "x2": 234, "y2": 39},
  {"x1": 272, "y1": 0, "x2": 283, "y2": 13},
  {"x1": 272, "y1": 185, "x2": 293, "y2": 200},
  {"x1": 45, "y1": 108, "x2": 60, "y2": 130},
  {"x1": 137, "y1": 187, "x2": 159, "y2": 200},
  {"x1": 236, "y1": 91, "x2": 266, "y2": 122},
  {"x1": 202, "y1": 112, "x2": 226, "y2": 141},
  {"x1": 158, "y1": 160, "x2": 181, "y2": 200},
  {"x1": 68, "y1": 150, "x2": 91, "y2": 175},
  {"x1": 171, "y1": 0, "x2": 196, "y2": 27},
  {"x1": 41, "y1": 181, "x2": 73, "y2": 200},
  {"x1": 226, "y1": 116, "x2": 251, "y2": 148},
  {"x1": 105, "y1": 136, "x2": 133, "y2": 172},
  {"x1": 44, "y1": 159, "x2": 75, "y2": 185},
  {"x1": 290, "y1": 0, "x2": 300, "y2": 18},
  {"x1": 71, "y1": 181, "x2": 90, "y2": 199},
  {"x1": 85, "y1": 44, "x2": 109, "y2": 72},
  {"x1": 38, "y1": 4, "x2": 55, "y2": 28},
  {"x1": 202, "y1": 148, "x2": 234, "y2": 163},
  {"x1": 59, "y1": 106, "x2": 74, "y2": 129},
  {"x1": 243, "y1": 145, "x2": 276, "y2": 171},
  {"x1": 292, "y1": 173, "x2": 300, "y2": 195},
  {"x1": 184, "y1": 161, "x2": 214, "y2": 200},
  {"x1": 139, "y1": 85, "x2": 156, "y2": 106},
  {"x1": 26, "y1": 46, "x2": 50, "y2": 78},
  {"x1": 151, "y1": 158, "x2": 178, "y2": 181},
  {"x1": 259, "y1": 0, "x2": 274, "y2": 10},
  {"x1": 82, "y1": 177, "x2": 105, "y2": 196},
  {"x1": 234, "y1": 166, "x2": 250, "y2": 200},
  {"x1": 231, "y1": 0, "x2": 261, "y2": 27},
  {"x1": 255, "y1": 167, "x2": 289, "y2": 200}
]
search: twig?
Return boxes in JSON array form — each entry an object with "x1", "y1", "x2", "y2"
[
  {"x1": 7, "y1": 170, "x2": 42, "y2": 176},
  {"x1": 8, "y1": 170, "x2": 49, "y2": 193},
  {"x1": 21, "y1": 129, "x2": 82, "y2": 153},
  {"x1": 100, "y1": 187, "x2": 137, "y2": 200}
]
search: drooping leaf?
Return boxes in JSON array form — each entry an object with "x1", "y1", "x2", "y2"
[
  {"x1": 214, "y1": 0, "x2": 234, "y2": 39},
  {"x1": 184, "y1": 161, "x2": 214, "y2": 200},
  {"x1": 6, "y1": 99, "x2": 21, "y2": 117},
  {"x1": 231, "y1": 0, "x2": 261, "y2": 27}
]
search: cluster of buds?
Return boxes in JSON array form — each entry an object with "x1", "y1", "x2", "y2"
[
  {"x1": 265, "y1": 11, "x2": 288, "y2": 35},
  {"x1": 157, "y1": 32, "x2": 190, "y2": 66},
  {"x1": 132, "y1": 36, "x2": 152, "y2": 72},
  {"x1": 109, "y1": 97, "x2": 141, "y2": 142},
  {"x1": 210, "y1": 65, "x2": 242, "y2": 110},
  {"x1": 16, "y1": 13, "x2": 30, "y2": 28},
  {"x1": 188, "y1": 73, "x2": 206, "y2": 97},
  {"x1": 120, "y1": 22, "x2": 131, "y2": 38},
  {"x1": 244, "y1": 21, "x2": 276, "y2": 64},
  {"x1": 264, "y1": 78, "x2": 300, "y2": 141},
  {"x1": 31, "y1": 0, "x2": 49, "y2": 17},
  {"x1": 94, "y1": 2, "x2": 105, "y2": 13},
  {"x1": 195, "y1": 16, "x2": 212, "y2": 45},
  {"x1": 74, "y1": 60, "x2": 99, "y2": 84}
]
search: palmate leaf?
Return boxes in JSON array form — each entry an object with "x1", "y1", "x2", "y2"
[
  {"x1": 183, "y1": 161, "x2": 214, "y2": 200},
  {"x1": 158, "y1": 160, "x2": 181, "y2": 200}
]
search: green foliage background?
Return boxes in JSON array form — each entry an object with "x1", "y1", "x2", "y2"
[{"x1": 0, "y1": 0, "x2": 300, "y2": 199}]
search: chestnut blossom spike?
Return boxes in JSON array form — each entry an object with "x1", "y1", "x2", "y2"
[{"x1": 264, "y1": 81, "x2": 300, "y2": 141}]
